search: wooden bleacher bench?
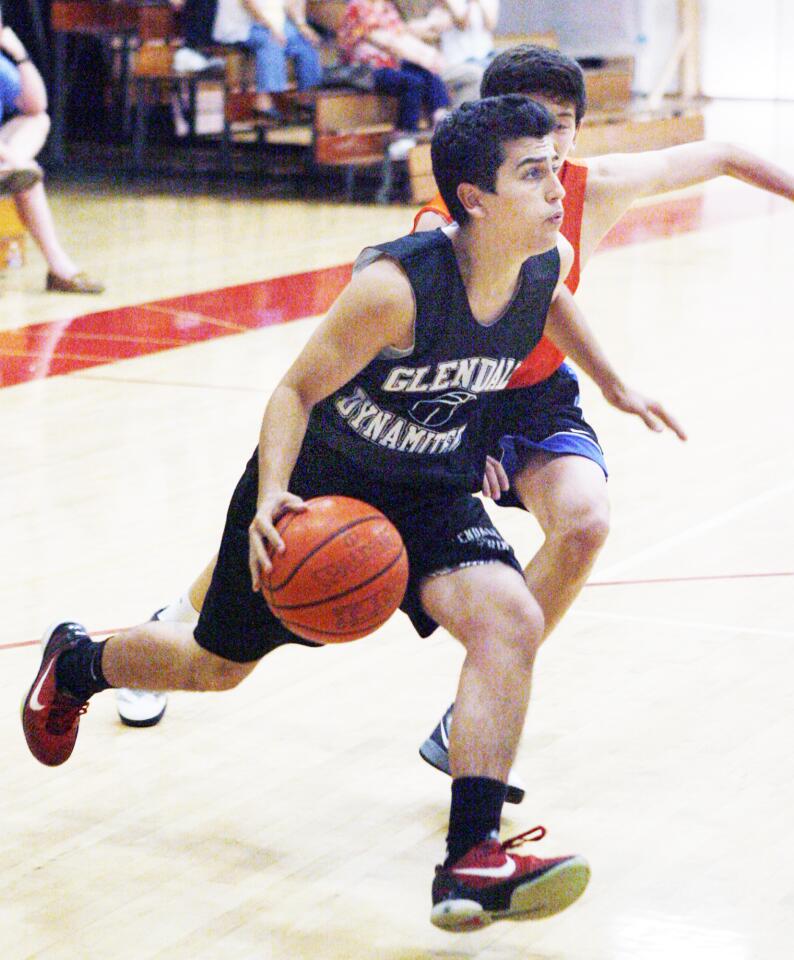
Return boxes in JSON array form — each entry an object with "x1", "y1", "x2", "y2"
[
  {"x1": 313, "y1": 90, "x2": 398, "y2": 167},
  {"x1": 575, "y1": 106, "x2": 705, "y2": 156},
  {"x1": 581, "y1": 56, "x2": 634, "y2": 112},
  {"x1": 127, "y1": 0, "x2": 398, "y2": 188},
  {"x1": 493, "y1": 31, "x2": 559, "y2": 51},
  {"x1": 304, "y1": 2, "x2": 400, "y2": 188},
  {"x1": 0, "y1": 197, "x2": 25, "y2": 269},
  {"x1": 130, "y1": 40, "x2": 250, "y2": 170}
]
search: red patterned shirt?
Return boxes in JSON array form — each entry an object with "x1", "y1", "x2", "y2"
[{"x1": 338, "y1": 0, "x2": 404, "y2": 70}]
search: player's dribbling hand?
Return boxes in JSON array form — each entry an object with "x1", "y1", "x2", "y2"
[
  {"x1": 248, "y1": 491, "x2": 308, "y2": 589},
  {"x1": 482, "y1": 454, "x2": 510, "y2": 500},
  {"x1": 602, "y1": 383, "x2": 688, "y2": 441}
]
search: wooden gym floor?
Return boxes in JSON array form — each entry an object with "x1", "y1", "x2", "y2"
[{"x1": 0, "y1": 100, "x2": 792, "y2": 959}]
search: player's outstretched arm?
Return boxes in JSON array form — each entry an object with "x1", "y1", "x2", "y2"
[
  {"x1": 590, "y1": 141, "x2": 794, "y2": 209},
  {"x1": 249, "y1": 258, "x2": 415, "y2": 588},
  {"x1": 582, "y1": 142, "x2": 794, "y2": 263},
  {"x1": 544, "y1": 285, "x2": 687, "y2": 441}
]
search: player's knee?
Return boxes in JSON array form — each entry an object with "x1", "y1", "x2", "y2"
[
  {"x1": 506, "y1": 594, "x2": 545, "y2": 658},
  {"x1": 470, "y1": 591, "x2": 544, "y2": 663},
  {"x1": 572, "y1": 503, "x2": 610, "y2": 554},
  {"x1": 554, "y1": 498, "x2": 610, "y2": 564}
]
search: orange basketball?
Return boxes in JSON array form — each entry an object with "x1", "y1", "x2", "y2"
[{"x1": 261, "y1": 495, "x2": 409, "y2": 643}]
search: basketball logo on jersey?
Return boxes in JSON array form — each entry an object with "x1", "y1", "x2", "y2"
[
  {"x1": 408, "y1": 391, "x2": 475, "y2": 428},
  {"x1": 335, "y1": 385, "x2": 467, "y2": 455},
  {"x1": 332, "y1": 355, "x2": 520, "y2": 458}
]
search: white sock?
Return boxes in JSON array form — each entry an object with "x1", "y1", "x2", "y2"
[{"x1": 157, "y1": 593, "x2": 199, "y2": 624}]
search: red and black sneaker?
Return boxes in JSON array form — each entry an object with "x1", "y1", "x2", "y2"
[
  {"x1": 21, "y1": 622, "x2": 90, "y2": 766},
  {"x1": 431, "y1": 826, "x2": 590, "y2": 932}
]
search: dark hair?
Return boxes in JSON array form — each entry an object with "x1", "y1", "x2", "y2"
[
  {"x1": 481, "y1": 44, "x2": 587, "y2": 126},
  {"x1": 431, "y1": 94, "x2": 555, "y2": 226}
]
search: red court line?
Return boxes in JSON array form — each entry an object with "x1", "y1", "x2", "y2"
[
  {"x1": 0, "y1": 264, "x2": 353, "y2": 388},
  {"x1": 3, "y1": 189, "x2": 788, "y2": 390},
  {"x1": 587, "y1": 571, "x2": 794, "y2": 587},
  {"x1": 5, "y1": 571, "x2": 792, "y2": 652}
]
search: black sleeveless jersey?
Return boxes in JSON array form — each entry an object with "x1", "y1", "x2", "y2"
[{"x1": 305, "y1": 229, "x2": 560, "y2": 490}]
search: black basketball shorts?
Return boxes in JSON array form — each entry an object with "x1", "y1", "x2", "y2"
[{"x1": 194, "y1": 441, "x2": 523, "y2": 663}]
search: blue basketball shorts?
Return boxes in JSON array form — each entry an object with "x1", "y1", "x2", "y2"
[{"x1": 491, "y1": 363, "x2": 608, "y2": 510}]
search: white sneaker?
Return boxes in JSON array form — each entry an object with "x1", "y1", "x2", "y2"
[
  {"x1": 173, "y1": 47, "x2": 225, "y2": 74},
  {"x1": 116, "y1": 688, "x2": 168, "y2": 728},
  {"x1": 387, "y1": 136, "x2": 417, "y2": 161}
]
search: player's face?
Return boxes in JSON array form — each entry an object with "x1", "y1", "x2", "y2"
[
  {"x1": 489, "y1": 135, "x2": 566, "y2": 254},
  {"x1": 523, "y1": 94, "x2": 579, "y2": 164}
]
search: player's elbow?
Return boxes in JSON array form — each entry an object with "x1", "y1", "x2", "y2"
[{"x1": 705, "y1": 140, "x2": 740, "y2": 176}]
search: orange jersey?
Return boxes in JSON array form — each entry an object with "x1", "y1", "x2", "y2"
[{"x1": 412, "y1": 160, "x2": 588, "y2": 388}]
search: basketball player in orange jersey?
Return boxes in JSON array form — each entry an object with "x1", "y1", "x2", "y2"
[
  {"x1": 22, "y1": 96, "x2": 685, "y2": 932},
  {"x1": 411, "y1": 44, "x2": 794, "y2": 794}
]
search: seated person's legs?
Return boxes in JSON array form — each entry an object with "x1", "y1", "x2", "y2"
[
  {"x1": 0, "y1": 99, "x2": 103, "y2": 292},
  {"x1": 245, "y1": 23, "x2": 288, "y2": 117},
  {"x1": 400, "y1": 61, "x2": 449, "y2": 128},
  {"x1": 0, "y1": 111, "x2": 44, "y2": 194},
  {"x1": 373, "y1": 64, "x2": 423, "y2": 133},
  {"x1": 11, "y1": 176, "x2": 105, "y2": 293},
  {"x1": 0, "y1": 110, "x2": 47, "y2": 161},
  {"x1": 282, "y1": 20, "x2": 322, "y2": 90}
]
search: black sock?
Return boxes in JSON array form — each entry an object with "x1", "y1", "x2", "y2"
[
  {"x1": 445, "y1": 776, "x2": 508, "y2": 867},
  {"x1": 55, "y1": 638, "x2": 112, "y2": 701}
]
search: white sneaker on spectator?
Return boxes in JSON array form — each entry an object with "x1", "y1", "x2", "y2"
[
  {"x1": 173, "y1": 47, "x2": 224, "y2": 74},
  {"x1": 387, "y1": 136, "x2": 418, "y2": 161}
]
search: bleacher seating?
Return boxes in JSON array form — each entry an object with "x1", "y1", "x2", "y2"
[{"x1": 125, "y1": 4, "x2": 705, "y2": 203}]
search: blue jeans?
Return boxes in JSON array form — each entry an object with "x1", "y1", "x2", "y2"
[
  {"x1": 373, "y1": 61, "x2": 449, "y2": 132},
  {"x1": 245, "y1": 20, "x2": 322, "y2": 93}
]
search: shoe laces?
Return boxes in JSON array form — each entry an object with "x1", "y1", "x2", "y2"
[
  {"x1": 501, "y1": 825, "x2": 546, "y2": 851},
  {"x1": 46, "y1": 694, "x2": 88, "y2": 734}
]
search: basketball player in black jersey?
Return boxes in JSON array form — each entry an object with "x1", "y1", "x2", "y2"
[{"x1": 22, "y1": 95, "x2": 682, "y2": 931}]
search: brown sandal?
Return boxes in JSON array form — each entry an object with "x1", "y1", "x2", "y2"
[
  {"x1": 45, "y1": 271, "x2": 105, "y2": 294},
  {"x1": 0, "y1": 162, "x2": 43, "y2": 197}
]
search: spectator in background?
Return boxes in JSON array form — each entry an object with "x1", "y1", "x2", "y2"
[
  {"x1": 393, "y1": 0, "x2": 496, "y2": 108},
  {"x1": 212, "y1": 0, "x2": 323, "y2": 122},
  {"x1": 338, "y1": 0, "x2": 449, "y2": 159},
  {"x1": 0, "y1": 15, "x2": 103, "y2": 293},
  {"x1": 439, "y1": 0, "x2": 498, "y2": 74}
]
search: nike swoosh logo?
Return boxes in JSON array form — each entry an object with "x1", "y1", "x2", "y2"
[
  {"x1": 440, "y1": 718, "x2": 450, "y2": 749},
  {"x1": 454, "y1": 857, "x2": 517, "y2": 879},
  {"x1": 29, "y1": 660, "x2": 55, "y2": 711}
]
